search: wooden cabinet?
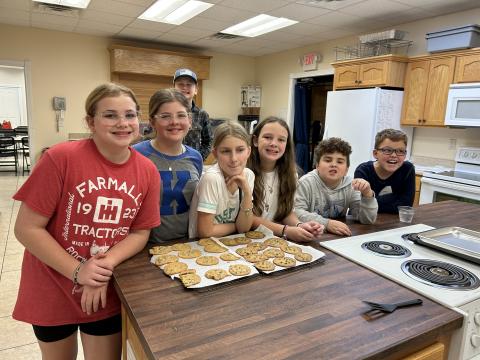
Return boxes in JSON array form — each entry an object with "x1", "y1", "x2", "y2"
[
  {"x1": 454, "y1": 53, "x2": 480, "y2": 83},
  {"x1": 402, "y1": 342, "x2": 444, "y2": 360},
  {"x1": 332, "y1": 55, "x2": 408, "y2": 90},
  {"x1": 414, "y1": 174, "x2": 422, "y2": 206},
  {"x1": 401, "y1": 57, "x2": 455, "y2": 126}
]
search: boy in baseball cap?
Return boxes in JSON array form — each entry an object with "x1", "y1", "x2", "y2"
[{"x1": 173, "y1": 68, "x2": 212, "y2": 160}]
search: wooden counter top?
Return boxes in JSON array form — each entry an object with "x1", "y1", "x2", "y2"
[{"x1": 114, "y1": 201, "x2": 477, "y2": 360}]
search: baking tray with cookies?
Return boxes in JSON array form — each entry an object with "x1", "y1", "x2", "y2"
[{"x1": 149, "y1": 225, "x2": 326, "y2": 290}]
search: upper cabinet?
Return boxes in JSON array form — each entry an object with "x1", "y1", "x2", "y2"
[
  {"x1": 332, "y1": 55, "x2": 409, "y2": 90},
  {"x1": 401, "y1": 57, "x2": 455, "y2": 126},
  {"x1": 401, "y1": 48, "x2": 480, "y2": 127}
]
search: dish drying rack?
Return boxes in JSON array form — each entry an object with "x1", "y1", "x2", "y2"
[{"x1": 334, "y1": 39, "x2": 413, "y2": 61}]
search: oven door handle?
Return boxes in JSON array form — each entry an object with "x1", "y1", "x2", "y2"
[{"x1": 421, "y1": 177, "x2": 476, "y2": 192}]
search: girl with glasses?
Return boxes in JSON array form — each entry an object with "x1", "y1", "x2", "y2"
[
  {"x1": 133, "y1": 88, "x2": 203, "y2": 242},
  {"x1": 354, "y1": 128, "x2": 415, "y2": 213},
  {"x1": 12, "y1": 83, "x2": 160, "y2": 359}
]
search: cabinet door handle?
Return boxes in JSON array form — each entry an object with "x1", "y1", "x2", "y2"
[
  {"x1": 358, "y1": 80, "x2": 362, "y2": 84},
  {"x1": 418, "y1": 119, "x2": 422, "y2": 123}
]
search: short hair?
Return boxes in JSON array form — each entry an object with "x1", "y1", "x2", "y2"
[
  {"x1": 374, "y1": 128, "x2": 408, "y2": 149},
  {"x1": 213, "y1": 121, "x2": 250, "y2": 148},
  {"x1": 85, "y1": 83, "x2": 139, "y2": 118},
  {"x1": 314, "y1": 137, "x2": 352, "y2": 167},
  {"x1": 149, "y1": 88, "x2": 190, "y2": 120}
]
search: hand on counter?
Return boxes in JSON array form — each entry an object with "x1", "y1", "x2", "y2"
[{"x1": 326, "y1": 219, "x2": 352, "y2": 236}]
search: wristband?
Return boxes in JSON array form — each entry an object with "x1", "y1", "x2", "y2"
[
  {"x1": 281, "y1": 224, "x2": 288, "y2": 239},
  {"x1": 72, "y1": 259, "x2": 86, "y2": 286},
  {"x1": 295, "y1": 222, "x2": 303, "y2": 227},
  {"x1": 241, "y1": 206, "x2": 252, "y2": 216}
]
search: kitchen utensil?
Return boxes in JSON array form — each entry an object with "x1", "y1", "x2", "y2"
[{"x1": 362, "y1": 298, "x2": 423, "y2": 313}]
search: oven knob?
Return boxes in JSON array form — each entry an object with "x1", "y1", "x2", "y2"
[
  {"x1": 472, "y1": 334, "x2": 480, "y2": 348},
  {"x1": 475, "y1": 313, "x2": 480, "y2": 326}
]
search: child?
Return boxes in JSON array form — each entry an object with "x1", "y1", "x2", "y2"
[
  {"x1": 248, "y1": 116, "x2": 323, "y2": 242},
  {"x1": 173, "y1": 68, "x2": 212, "y2": 160},
  {"x1": 134, "y1": 89, "x2": 202, "y2": 242},
  {"x1": 295, "y1": 137, "x2": 377, "y2": 236},
  {"x1": 12, "y1": 83, "x2": 160, "y2": 359},
  {"x1": 354, "y1": 128, "x2": 415, "y2": 213},
  {"x1": 189, "y1": 121, "x2": 254, "y2": 238}
]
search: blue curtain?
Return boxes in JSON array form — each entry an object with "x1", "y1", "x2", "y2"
[{"x1": 294, "y1": 83, "x2": 310, "y2": 175}]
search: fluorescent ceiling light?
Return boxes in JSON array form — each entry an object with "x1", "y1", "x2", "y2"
[
  {"x1": 138, "y1": 0, "x2": 213, "y2": 25},
  {"x1": 221, "y1": 14, "x2": 298, "y2": 37},
  {"x1": 32, "y1": 0, "x2": 91, "y2": 9}
]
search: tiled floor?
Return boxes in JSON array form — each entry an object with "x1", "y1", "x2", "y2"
[{"x1": 0, "y1": 173, "x2": 84, "y2": 359}]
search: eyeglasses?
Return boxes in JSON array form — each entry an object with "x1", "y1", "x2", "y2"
[
  {"x1": 153, "y1": 112, "x2": 190, "y2": 122},
  {"x1": 97, "y1": 111, "x2": 139, "y2": 123},
  {"x1": 376, "y1": 147, "x2": 407, "y2": 156}
]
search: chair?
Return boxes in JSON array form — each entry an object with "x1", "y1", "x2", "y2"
[
  {"x1": 20, "y1": 136, "x2": 30, "y2": 174},
  {"x1": 0, "y1": 129, "x2": 16, "y2": 137},
  {"x1": 15, "y1": 126, "x2": 29, "y2": 136},
  {"x1": 0, "y1": 136, "x2": 18, "y2": 174}
]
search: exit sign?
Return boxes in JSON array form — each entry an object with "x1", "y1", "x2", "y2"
[{"x1": 302, "y1": 52, "x2": 318, "y2": 71}]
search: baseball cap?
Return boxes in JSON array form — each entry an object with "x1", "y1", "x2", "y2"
[{"x1": 173, "y1": 68, "x2": 197, "y2": 84}]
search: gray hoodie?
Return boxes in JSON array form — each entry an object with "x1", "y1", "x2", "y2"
[{"x1": 294, "y1": 169, "x2": 378, "y2": 226}]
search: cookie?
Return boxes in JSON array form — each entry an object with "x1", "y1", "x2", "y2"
[
  {"x1": 179, "y1": 273, "x2": 201, "y2": 287},
  {"x1": 243, "y1": 253, "x2": 268, "y2": 263},
  {"x1": 220, "y1": 253, "x2": 241, "y2": 261},
  {"x1": 245, "y1": 231, "x2": 265, "y2": 239},
  {"x1": 229, "y1": 264, "x2": 252, "y2": 276},
  {"x1": 246, "y1": 242, "x2": 268, "y2": 251},
  {"x1": 219, "y1": 237, "x2": 239, "y2": 246},
  {"x1": 233, "y1": 236, "x2": 252, "y2": 245},
  {"x1": 163, "y1": 261, "x2": 188, "y2": 275},
  {"x1": 281, "y1": 244, "x2": 302, "y2": 255},
  {"x1": 236, "y1": 247, "x2": 258, "y2": 256},
  {"x1": 205, "y1": 269, "x2": 229, "y2": 281},
  {"x1": 179, "y1": 269, "x2": 196, "y2": 275},
  {"x1": 196, "y1": 256, "x2": 219, "y2": 266},
  {"x1": 178, "y1": 249, "x2": 201, "y2": 259},
  {"x1": 295, "y1": 252, "x2": 313, "y2": 262},
  {"x1": 273, "y1": 257, "x2": 296, "y2": 268},
  {"x1": 149, "y1": 245, "x2": 173, "y2": 255},
  {"x1": 198, "y1": 238, "x2": 216, "y2": 246},
  {"x1": 172, "y1": 243, "x2": 191, "y2": 252},
  {"x1": 264, "y1": 238, "x2": 288, "y2": 248},
  {"x1": 204, "y1": 244, "x2": 228, "y2": 253},
  {"x1": 254, "y1": 260, "x2": 275, "y2": 271},
  {"x1": 263, "y1": 248, "x2": 285, "y2": 258},
  {"x1": 154, "y1": 254, "x2": 178, "y2": 266}
]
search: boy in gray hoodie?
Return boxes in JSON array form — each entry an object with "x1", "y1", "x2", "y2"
[{"x1": 294, "y1": 137, "x2": 378, "y2": 236}]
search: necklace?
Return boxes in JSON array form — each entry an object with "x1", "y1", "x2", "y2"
[
  {"x1": 263, "y1": 170, "x2": 277, "y2": 213},
  {"x1": 151, "y1": 140, "x2": 185, "y2": 171}
]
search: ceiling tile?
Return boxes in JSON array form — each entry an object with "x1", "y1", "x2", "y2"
[
  {"x1": 166, "y1": 25, "x2": 213, "y2": 38},
  {"x1": 31, "y1": 12, "x2": 79, "y2": 26},
  {"x1": 268, "y1": 3, "x2": 330, "y2": 21},
  {"x1": 75, "y1": 19, "x2": 123, "y2": 33},
  {"x1": 0, "y1": 7, "x2": 30, "y2": 21},
  {"x1": 31, "y1": 22, "x2": 76, "y2": 32},
  {"x1": 127, "y1": 18, "x2": 175, "y2": 32},
  {"x1": 0, "y1": 0, "x2": 30, "y2": 11},
  {"x1": 116, "y1": 27, "x2": 159, "y2": 40},
  {"x1": 340, "y1": 0, "x2": 411, "y2": 19},
  {"x1": 183, "y1": 15, "x2": 231, "y2": 32},
  {"x1": 80, "y1": 9, "x2": 134, "y2": 26},
  {"x1": 285, "y1": 22, "x2": 331, "y2": 36},
  {"x1": 87, "y1": 0, "x2": 145, "y2": 17},
  {"x1": 219, "y1": 0, "x2": 289, "y2": 13},
  {"x1": 156, "y1": 32, "x2": 199, "y2": 44},
  {"x1": 295, "y1": 0, "x2": 367, "y2": 11},
  {"x1": 198, "y1": 5, "x2": 256, "y2": 23}
]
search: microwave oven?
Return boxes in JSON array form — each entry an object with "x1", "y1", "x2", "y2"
[{"x1": 445, "y1": 82, "x2": 480, "y2": 127}]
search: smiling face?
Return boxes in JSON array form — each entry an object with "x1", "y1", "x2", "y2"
[
  {"x1": 87, "y1": 94, "x2": 139, "y2": 154},
  {"x1": 373, "y1": 138, "x2": 407, "y2": 178},
  {"x1": 174, "y1": 77, "x2": 197, "y2": 103},
  {"x1": 150, "y1": 100, "x2": 191, "y2": 146},
  {"x1": 213, "y1": 135, "x2": 251, "y2": 178},
  {"x1": 316, "y1": 152, "x2": 349, "y2": 188},
  {"x1": 253, "y1": 122, "x2": 288, "y2": 170}
]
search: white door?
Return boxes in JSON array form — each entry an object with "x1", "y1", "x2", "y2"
[{"x1": 0, "y1": 86, "x2": 22, "y2": 128}]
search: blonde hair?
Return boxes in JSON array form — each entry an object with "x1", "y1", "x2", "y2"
[
  {"x1": 85, "y1": 83, "x2": 139, "y2": 118},
  {"x1": 213, "y1": 121, "x2": 250, "y2": 148}
]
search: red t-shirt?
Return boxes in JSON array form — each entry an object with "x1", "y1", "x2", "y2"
[{"x1": 13, "y1": 139, "x2": 160, "y2": 326}]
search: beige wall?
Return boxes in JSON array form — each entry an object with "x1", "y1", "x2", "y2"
[
  {"x1": 256, "y1": 7, "x2": 480, "y2": 162},
  {"x1": 0, "y1": 24, "x2": 255, "y2": 160}
]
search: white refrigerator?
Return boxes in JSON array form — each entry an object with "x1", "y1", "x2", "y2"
[{"x1": 323, "y1": 88, "x2": 412, "y2": 177}]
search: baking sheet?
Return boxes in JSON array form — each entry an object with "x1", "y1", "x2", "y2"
[
  {"x1": 150, "y1": 225, "x2": 326, "y2": 289},
  {"x1": 417, "y1": 227, "x2": 480, "y2": 256}
]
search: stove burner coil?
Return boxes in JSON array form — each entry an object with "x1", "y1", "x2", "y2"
[
  {"x1": 361, "y1": 241, "x2": 411, "y2": 258},
  {"x1": 401, "y1": 259, "x2": 480, "y2": 290}
]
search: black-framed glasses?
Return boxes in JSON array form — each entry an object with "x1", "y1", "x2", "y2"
[
  {"x1": 98, "y1": 111, "x2": 140, "y2": 123},
  {"x1": 376, "y1": 147, "x2": 407, "y2": 156},
  {"x1": 153, "y1": 112, "x2": 191, "y2": 122}
]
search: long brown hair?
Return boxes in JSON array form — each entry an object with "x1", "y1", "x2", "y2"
[{"x1": 248, "y1": 116, "x2": 297, "y2": 222}]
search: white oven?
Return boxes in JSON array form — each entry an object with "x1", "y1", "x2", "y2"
[
  {"x1": 445, "y1": 83, "x2": 480, "y2": 127},
  {"x1": 419, "y1": 147, "x2": 480, "y2": 205}
]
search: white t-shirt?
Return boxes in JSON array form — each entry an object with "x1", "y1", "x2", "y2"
[
  {"x1": 261, "y1": 169, "x2": 279, "y2": 221},
  {"x1": 189, "y1": 163, "x2": 255, "y2": 238}
]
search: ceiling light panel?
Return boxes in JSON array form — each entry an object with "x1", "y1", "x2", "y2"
[
  {"x1": 32, "y1": 0, "x2": 91, "y2": 9},
  {"x1": 139, "y1": 0, "x2": 213, "y2": 25},
  {"x1": 221, "y1": 14, "x2": 298, "y2": 37}
]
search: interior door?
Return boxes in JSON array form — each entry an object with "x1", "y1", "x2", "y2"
[{"x1": 0, "y1": 86, "x2": 22, "y2": 127}]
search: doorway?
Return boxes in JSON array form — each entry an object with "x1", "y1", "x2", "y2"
[{"x1": 288, "y1": 73, "x2": 334, "y2": 174}]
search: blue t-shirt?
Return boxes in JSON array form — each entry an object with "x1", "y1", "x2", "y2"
[{"x1": 354, "y1": 161, "x2": 415, "y2": 214}]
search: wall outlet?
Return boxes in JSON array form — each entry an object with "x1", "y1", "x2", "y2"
[{"x1": 448, "y1": 138, "x2": 457, "y2": 150}]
